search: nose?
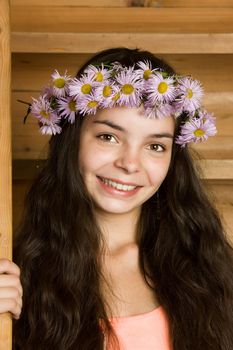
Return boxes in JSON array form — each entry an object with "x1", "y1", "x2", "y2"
[{"x1": 114, "y1": 146, "x2": 141, "y2": 174}]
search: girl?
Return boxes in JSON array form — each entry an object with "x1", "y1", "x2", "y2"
[{"x1": 1, "y1": 47, "x2": 233, "y2": 349}]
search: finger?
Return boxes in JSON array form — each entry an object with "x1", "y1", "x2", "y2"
[
  {"x1": 0, "y1": 298, "x2": 22, "y2": 319},
  {"x1": 0, "y1": 286, "x2": 22, "y2": 300},
  {"x1": 0, "y1": 259, "x2": 20, "y2": 276},
  {"x1": 0, "y1": 274, "x2": 21, "y2": 289},
  {"x1": 0, "y1": 275, "x2": 23, "y2": 298}
]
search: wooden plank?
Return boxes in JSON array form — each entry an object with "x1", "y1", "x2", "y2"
[
  {"x1": 11, "y1": 0, "x2": 129, "y2": 6},
  {"x1": 206, "y1": 181, "x2": 233, "y2": 243},
  {"x1": 11, "y1": 33, "x2": 233, "y2": 54},
  {"x1": 0, "y1": 1, "x2": 12, "y2": 349},
  {"x1": 11, "y1": 53, "x2": 233, "y2": 92},
  {"x1": 161, "y1": 0, "x2": 233, "y2": 7},
  {"x1": 10, "y1": 0, "x2": 233, "y2": 7},
  {"x1": 11, "y1": 7, "x2": 233, "y2": 33},
  {"x1": 197, "y1": 159, "x2": 233, "y2": 180}
]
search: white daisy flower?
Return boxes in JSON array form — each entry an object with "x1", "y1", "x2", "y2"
[
  {"x1": 77, "y1": 93, "x2": 100, "y2": 115},
  {"x1": 57, "y1": 97, "x2": 78, "y2": 124},
  {"x1": 95, "y1": 81, "x2": 120, "y2": 108},
  {"x1": 145, "y1": 73, "x2": 176, "y2": 104},
  {"x1": 40, "y1": 123, "x2": 62, "y2": 135},
  {"x1": 30, "y1": 95, "x2": 60, "y2": 125},
  {"x1": 68, "y1": 73, "x2": 96, "y2": 100},
  {"x1": 137, "y1": 60, "x2": 158, "y2": 80},
  {"x1": 115, "y1": 66, "x2": 144, "y2": 107},
  {"x1": 84, "y1": 63, "x2": 113, "y2": 83},
  {"x1": 51, "y1": 70, "x2": 71, "y2": 98},
  {"x1": 175, "y1": 77, "x2": 204, "y2": 115}
]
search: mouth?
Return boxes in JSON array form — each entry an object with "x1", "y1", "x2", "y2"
[{"x1": 97, "y1": 176, "x2": 141, "y2": 192}]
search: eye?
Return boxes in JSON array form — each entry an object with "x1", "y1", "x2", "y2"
[
  {"x1": 148, "y1": 143, "x2": 166, "y2": 152},
  {"x1": 97, "y1": 133, "x2": 117, "y2": 143}
]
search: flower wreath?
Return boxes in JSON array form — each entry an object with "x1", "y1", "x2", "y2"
[{"x1": 21, "y1": 60, "x2": 217, "y2": 147}]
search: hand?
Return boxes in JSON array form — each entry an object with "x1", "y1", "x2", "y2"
[{"x1": 0, "y1": 258, "x2": 23, "y2": 319}]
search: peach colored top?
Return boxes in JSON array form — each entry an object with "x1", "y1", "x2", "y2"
[{"x1": 106, "y1": 306, "x2": 173, "y2": 350}]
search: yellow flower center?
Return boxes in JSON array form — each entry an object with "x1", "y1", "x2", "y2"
[
  {"x1": 87, "y1": 100, "x2": 98, "y2": 108},
  {"x1": 158, "y1": 82, "x2": 168, "y2": 94},
  {"x1": 143, "y1": 69, "x2": 152, "y2": 80},
  {"x1": 194, "y1": 129, "x2": 205, "y2": 137},
  {"x1": 54, "y1": 78, "x2": 66, "y2": 89},
  {"x1": 95, "y1": 72, "x2": 104, "y2": 82},
  {"x1": 81, "y1": 84, "x2": 92, "y2": 94},
  {"x1": 187, "y1": 88, "x2": 193, "y2": 99},
  {"x1": 121, "y1": 84, "x2": 134, "y2": 95},
  {"x1": 40, "y1": 110, "x2": 50, "y2": 119},
  {"x1": 68, "y1": 100, "x2": 76, "y2": 111},
  {"x1": 112, "y1": 92, "x2": 121, "y2": 101},
  {"x1": 103, "y1": 85, "x2": 112, "y2": 97}
]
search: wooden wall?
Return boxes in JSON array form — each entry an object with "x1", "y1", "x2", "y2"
[{"x1": 10, "y1": 0, "x2": 233, "y2": 243}]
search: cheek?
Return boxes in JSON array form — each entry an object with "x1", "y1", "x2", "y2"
[
  {"x1": 78, "y1": 142, "x2": 114, "y2": 175},
  {"x1": 147, "y1": 158, "x2": 171, "y2": 185}
]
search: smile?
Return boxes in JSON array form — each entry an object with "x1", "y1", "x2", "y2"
[{"x1": 98, "y1": 176, "x2": 139, "y2": 192}]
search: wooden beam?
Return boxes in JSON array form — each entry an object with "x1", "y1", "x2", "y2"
[
  {"x1": 9, "y1": 0, "x2": 233, "y2": 7},
  {"x1": 11, "y1": 33, "x2": 233, "y2": 54},
  {"x1": 0, "y1": 1, "x2": 12, "y2": 349}
]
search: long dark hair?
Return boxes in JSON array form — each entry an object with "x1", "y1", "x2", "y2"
[{"x1": 13, "y1": 48, "x2": 233, "y2": 349}]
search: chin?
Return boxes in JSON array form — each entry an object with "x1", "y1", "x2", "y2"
[{"x1": 94, "y1": 202, "x2": 139, "y2": 215}]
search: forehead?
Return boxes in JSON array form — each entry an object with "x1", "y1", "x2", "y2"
[{"x1": 81, "y1": 106, "x2": 175, "y2": 135}]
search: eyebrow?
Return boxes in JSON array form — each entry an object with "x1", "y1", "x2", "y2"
[{"x1": 93, "y1": 120, "x2": 174, "y2": 139}]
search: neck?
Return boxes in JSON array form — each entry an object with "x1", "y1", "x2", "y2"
[{"x1": 95, "y1": 208, "x2": 141, "y2": 255}]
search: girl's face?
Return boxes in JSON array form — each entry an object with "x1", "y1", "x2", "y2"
[{"x1": 78, "y1": 106, "x2": 175, "y2": 216}]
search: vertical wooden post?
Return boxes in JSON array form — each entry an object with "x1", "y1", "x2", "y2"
[{"x1": 0, "y1": 0, "x2": 12, "y2": 349}]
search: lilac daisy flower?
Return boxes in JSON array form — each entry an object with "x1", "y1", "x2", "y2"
[
  {"x1": 51, "y1": 70, "x2": 71, "y2": 98},
  {"x1": 95, "y1": 81, "x2": 120, "y2": 108},
  {"x1": 145, "y1": 73, "x2": 176, "y2": 104},
  {"x1": 144, "y1": 102, "x2": 174, "y2": 119},
  {"x1": 114, "y1": 66, "x2": 144, "y2": 107},
  {"x1": 175, "y1": 117, "x2": 217, "y2": 147},
  {"x1": 77, "y1": 93, "x2": 100, "y2": 115},
  {"x1": 42, "y1": 85, "x2": 54, "y2": 99},
  {"x1": 68, "y1": 74, "x2": 96, "y2": 100},
  {"x1": 84, "y1": 63, "x2": 112, "y2": 83},
  {"x1": 111, "y1": 62, "x2": 124, "y2": 72},
  {"x1": 57, "y1": 97, "x2": 78, "y2": 124},
  {"x1": 30, "y1": 95, "x2": 60, "y2": 125},
  {"x1": 137, "y1": 60, "x2": 158, "y2": 80},
  {"x1": 198, "y1": 109, "x2": 216, "y2": 124},
  {"x1": 40, "y1": 123, "x2": 62, "y2": 135},
  {"x1": 175, "y1": 77, "x2": 204, "y2": 115}
]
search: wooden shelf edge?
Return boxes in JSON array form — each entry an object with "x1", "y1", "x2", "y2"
[
  {"x1": 12, "y1": 159, "x2": 233, "y2": 180},
  {"x1": 11, "y1": 32, "x2": 233, "y2": 54},
  {"x1": 198, "y1": 159, "x2": 233, "y2": 180}
]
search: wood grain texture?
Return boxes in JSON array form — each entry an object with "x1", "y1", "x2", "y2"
[
  {"x1": 0, "y1": 1, "x2": 12, "y2": 349},
  {"x1": 11, "y1": 7, "x2": 233, "y2": 33},
  {"x1": 11, "y1": 53, "x2": 233, "y2": 91},
  {"x1": 11, "y1": 32, "x2": 233, "y2": 54},
  {"x1": 10, "y1": 0, "x2": 233, "y2": 7}
]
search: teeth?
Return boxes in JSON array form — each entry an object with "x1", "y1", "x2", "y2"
[{"x1": 101, "y1": 177, "x2": 137, "y2": 191}]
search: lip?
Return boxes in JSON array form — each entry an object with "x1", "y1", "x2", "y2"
[
  {"x1": 97, "y1": 176, "x2": 141, "y2": 187},
  {"x1": 96, "y1": 176, "x2": 142, "y2": 197}
]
